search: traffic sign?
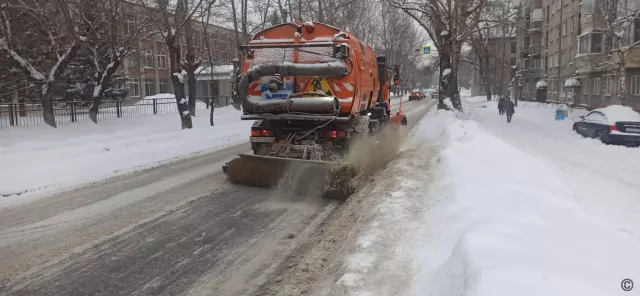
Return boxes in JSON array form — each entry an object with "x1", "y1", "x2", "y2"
[{"x1": 420, "y1": 45, "x2": 432, "y2": 55}]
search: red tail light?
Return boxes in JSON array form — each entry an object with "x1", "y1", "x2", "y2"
[
  {"x1": 251, "y1": 129, "x2": 274, "y2": 137},
  {"x1": 610, "y1": 125, "x2": 618, "y2": 132},
  {"x1": 325, "y1": 130, "x2": 349, "y2": 138}
]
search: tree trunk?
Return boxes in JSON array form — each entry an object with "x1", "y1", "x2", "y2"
[
  {"x1": 448, "y1": 37, "x2": 462, "y2": 111},
  {"x1": 620, "y1": 71, "x2": 628, "y2": 106},
  {"x1": 41, "y1": 84, "x2": 56, "y2": 128},
  {"x1": 169, "y1": 43, "x2": 192, "y2": 129},
  {"x1": 90, "y1": 59, "x2": 122, "y2": 123}
]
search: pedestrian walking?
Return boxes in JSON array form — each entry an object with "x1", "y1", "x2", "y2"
[
  {"x1": 498, "y1": 97, "x2": 506, "y2": 115},
  {"x1": 505, "y1": 97, "x2": 515, "y2": 123}
]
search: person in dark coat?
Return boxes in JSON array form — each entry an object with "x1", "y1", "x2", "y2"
[
  {"x1": 498, "y1": 97, "x2": 506, "y2": 115},
  {"x1": 505, "y1": 97, "x2": 515, "y2": 123}
]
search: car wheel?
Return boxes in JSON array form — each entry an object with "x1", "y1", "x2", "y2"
[{"x1": 594, "y1": 131, "x2": 608, "y2": 144}]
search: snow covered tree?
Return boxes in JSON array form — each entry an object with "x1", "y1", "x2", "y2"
[
  {"x1": 387, "y1": 0, "x2": 488, "y2": 111},
  {"x1": 587, "y1": 0, "x2": 640, "y2": 106},
  {"x1": 0, "y1": 0, "x2": 96, "y2": 127},
  {"x1": 139, "y1": 0, "x2": 211, "y2": 129},
  {"x1": 81, "y1": 0, "x2": 154, "y2": 123}
]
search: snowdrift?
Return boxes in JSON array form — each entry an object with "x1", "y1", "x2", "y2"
[
  {"x1": 411, "y1": 107, "x2": 640, "y2": 296},
  {"x1": 0, "y1": 106, "x2": 253, "y2": 204}
]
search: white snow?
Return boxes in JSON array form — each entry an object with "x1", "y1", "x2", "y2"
[
  {"x1": 442, "y1": 68, "x2": 451, "y2": 76},
  {"x1": 0, "y1": 106, "x2": 253, "y2": 205},
  {"x1": 335, "y1": 97, "x2": 640, "y2": 295},
  {"x1": 441, "y1": 30, "x2": 449, "y2": 36},
  {"x1": 536, "y1": 80, "x2": 547, "y2": 88},
  {"x1": 596, "y1": 105, "x2": 640, "y2": 124},
  {"x1": 564, "y1": 77, "x2": 580, "y2": 87},
  {"x1": 143, "y1": 93, "x2": 176, "y2": 100},
  {"x1": 172, "y1": 72, "x2": 185, "y2": 83}
]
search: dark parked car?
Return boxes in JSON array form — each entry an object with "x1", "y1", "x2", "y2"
[
  {"x1": 408, "y1": 91, "x2": 426, "y2": 101},
  {"x1": 572, "y1": 105, "x2": 640, "y2": 147}
]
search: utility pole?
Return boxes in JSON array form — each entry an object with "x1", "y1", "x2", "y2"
[{"x1": 557, "y1": 0, "x2": 564, "y2": 103}]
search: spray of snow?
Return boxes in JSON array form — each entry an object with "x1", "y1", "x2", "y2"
[
  {"x1": 441, "y1": 30, "x2": 449, "y2": 36},
  {"x1": 442, "y1": 68, "x2": 451, "y2": 76}
]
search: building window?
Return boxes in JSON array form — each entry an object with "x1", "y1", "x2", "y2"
[
  {"x1": 581, "y1": 0, "x2": 594, "y2": 16},
  {"x1": 129, "y1": 78, "x2": 140, "y2": 97},
  {"x1": 144, "y1": 78, "x2": 156, "y2": 96},
  {"x1": 579, "y1": 33, "x2": 603, "y2": 54},
  {"x1": 635, "y1": 19, "x2": 640, "y2": 43},
  {"x1": 157, "y1": 53, "x2": 167, "y2": 69},
  {"x1": 511, "y1": 57, "x2": 516, "y2": 66},
  {"x1": 603, "y1": 77, "x2": 610, "y2": 95},
  {"x1": 143, "y1": 51, "x2": 154, "y2": 68},
  {"x1": 570, "y1": 47, "x2": 576, "y2": 62},
  {"x1": 128, "y1": 53, "x2": 139, "y2": 68},
  {"x1": 593, "y1": 78, "x2": 601, "y2": 95},
  {"x1": 571, "y1": 16, "x2": 576, "y2": 31},
  {"x1": 633, "y1": 75, "x2": 640, "y2": 95},
  {"x1": 159, "y1": 79, "x2": 170, "y2": 93},
  {"x1": 584, "y1": 78, "x2": 589, "y2": 94},
  {"x1": 511, "y1": 42, "x2": 517, "y2": 53},
  {"x1": 562, "y1": 22, "x2": 568, "y2": 36}
]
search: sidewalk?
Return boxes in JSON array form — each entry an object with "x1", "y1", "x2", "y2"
[{"x1": 0, "y1": 106, "x2": 252, "y2": 203}]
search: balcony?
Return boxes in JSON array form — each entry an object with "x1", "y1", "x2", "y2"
[
  {"x1": 528, "y1": 44, "x2": 541, "y2": 55},
  {"x1": 528, "y1": 20, "x2": 543, "y2": 32}
]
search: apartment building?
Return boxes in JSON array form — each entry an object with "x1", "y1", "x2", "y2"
[
  {"x1": 516, "y1": 0, "x2": 640, "y2": 109},
  {"x1": 470, "y1": 36, "x2": 517, "y2": 97}
]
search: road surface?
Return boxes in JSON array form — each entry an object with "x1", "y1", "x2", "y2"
[{"x1": 0, "y1": 98, "x2": 433, "y2": 296}]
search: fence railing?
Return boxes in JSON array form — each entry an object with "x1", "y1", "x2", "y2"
[{"x1": 0, "y1": 96, "x2": 233, "y2": 129}]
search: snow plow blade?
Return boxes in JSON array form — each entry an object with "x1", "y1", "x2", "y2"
[{"x1": 222, "y1": 154, "x2": 357, "y2": 200}]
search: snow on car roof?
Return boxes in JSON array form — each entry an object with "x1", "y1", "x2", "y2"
[{"x1": 595, "y1": 105, "x2": 640, "y2": 123}]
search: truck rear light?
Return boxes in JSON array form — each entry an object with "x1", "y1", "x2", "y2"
[
  {"x1": 610, "y1": 125, "x2": 618, "y2": 132},
  {"x1": 251, "y1": 129, "x2": 274, "y2": 137},
  {"x1": 325, "y1": 130, "x2": 348, "y2": 138}
]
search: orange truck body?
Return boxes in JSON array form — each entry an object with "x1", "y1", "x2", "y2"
[{"x1": 242, "y1": 21, "x2": 391, "y2": 117}]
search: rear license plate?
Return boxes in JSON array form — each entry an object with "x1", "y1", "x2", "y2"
[
  {"x1": 626, "y1": 128, "x2": 640, "y2": 133},
  {"x1": 250, "y1": 137, "x2": 275, "y2": 143}
]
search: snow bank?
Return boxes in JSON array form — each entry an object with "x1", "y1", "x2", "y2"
[
  {"x1": 411, "y1": 110, "x2": 640, "y2": 296},
  {"x1": 0, "y1": 106, "x2": 253, "y2": 204},
  {"x1": 143, "y1": 93, "x2": 176, "y2": 100},
  {"x1": 597, "y1": 105, "x2": 640, "y2": 123}
]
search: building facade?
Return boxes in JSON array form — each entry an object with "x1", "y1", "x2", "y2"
[
  {"x1": 120, "y1": 15, "x2": 238, "y2": 100},
  {"x1": 470, "y1": 36, "x2": 517, "y2": 97},
  {"x1": 516, "y1": 0, "x2": 640, "y2": 110}
]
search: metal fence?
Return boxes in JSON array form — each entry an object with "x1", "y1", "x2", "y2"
[{"x1": 0, "y1": 96, "x2": 233, "y2": 129}]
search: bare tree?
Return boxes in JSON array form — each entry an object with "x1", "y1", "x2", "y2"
[
  {"x1": 139, "y1": 0, "x2": 209, "y2": 129},
  {"x1": 590, "y1": 0, "x2": 640, "y2": 106},
  {"x1": 387, "y1": 0, "x2": 488, "y2": 111},
  {"x1": 0, "y1": 0, "x2": 94, "y2": 127},
  {"x1": 85, "y1": 0, "x2": 153, "y2": 123}
]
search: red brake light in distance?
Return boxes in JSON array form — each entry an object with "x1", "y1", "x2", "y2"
[
  {"x1": 325, "y1": 130, "x2": 348, "y2": 138},
  {"x1": 251, "y1": 129, "x2": 274, "y2": 137},
  {"x1": 610, "y1": 125, "x2": 618, "y2": 132}
]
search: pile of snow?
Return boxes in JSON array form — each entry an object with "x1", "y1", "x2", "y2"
[
  {"x1": 564, "y1": 77, "x2": 580, "y2": 87},
  {"x1": 459, "y1": 87, "x2": 471, "y2": 97},
  {"x1": 142, "y1": 93, "x2": 176, "y2": 101},
  {"x1": 0, "y1": 106, "x2": 253, "y2": 204},
  {"x1": 536, "y1": 80, "x2": 547, "y2": 89},
  {"x1": 597, "y1": 105, "x2": 640, "y2": 124},
  {"x1": 410, "y1": 109, "x2": 640, "y2": 296}
]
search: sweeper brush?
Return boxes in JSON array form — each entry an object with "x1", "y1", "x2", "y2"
[{"x1": 222, "y1": 154, "x2": 357, "y2": 200}]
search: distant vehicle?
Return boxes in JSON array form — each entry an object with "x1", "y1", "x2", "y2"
[
  {"x1": 408, "y1": 90, "x2": 426, "y2": 101},
  {"x1": 572, "y1": 105, "x2": 640, "y2": 147}
]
